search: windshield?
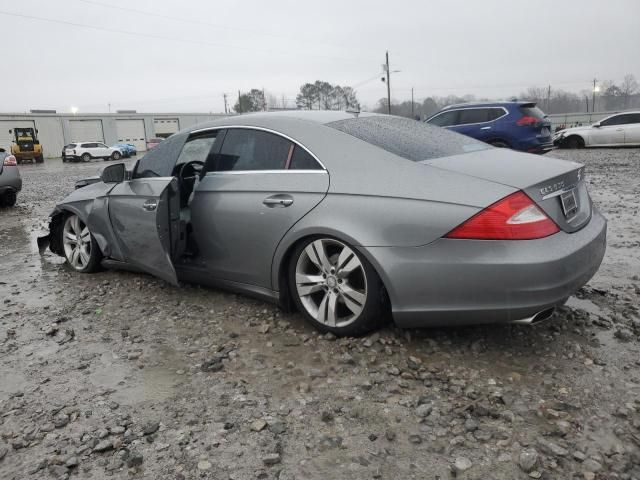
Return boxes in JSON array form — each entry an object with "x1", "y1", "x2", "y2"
[{"x1": 327, "y1": 115, "x2": 490, "y2": 161}]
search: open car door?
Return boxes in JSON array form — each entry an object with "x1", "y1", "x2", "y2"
[{"x1": 107, "y1": 177, "x2": 180, "y2": 286}]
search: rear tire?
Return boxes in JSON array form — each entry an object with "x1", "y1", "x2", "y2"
[
  {"x1": 564, "y1": 136, "x2": 584, "y2": 149},
  {"x1": 490, "y1": 140, "x2": 510, "y2": 148},
  {"x1": 61, "y1": 214, "x2": 102, "y2": 273},
  {"x1": 82, "y1": 153, "x2": 91, "y2": 162},
  {"x1": 288, "y1": 237, "x2": 388, "y2": 336},
  {"x1": 0, "y1": 191, "x2": 17, "y2": 207}
]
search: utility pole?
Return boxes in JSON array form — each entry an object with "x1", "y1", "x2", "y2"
[
  {"x1": 237, "y1": 90, "x2": 242, "y2": 113},
  {"x1": 223, "y1": 94, "x2": 228, "y2": 114},
  {"x1": 411, "y1": 87, "x2": 414, "y2": 118},
  {"x1": 592, "y1": 78, "x2": 597, "y2": 113},
  {"x1": 546, "y1": 85, "x2": 551, "y2": 112},
  {"x1": 385, "y1": 51, "x2": 391, "y2": 114},
  {"x1": 263, "y1": 88, "x2": 266, "y2": 111}
]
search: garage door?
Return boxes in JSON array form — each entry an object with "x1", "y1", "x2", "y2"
[
  {"x1": 0, "y1": 120, "x2": 36, "y2": 152},
  {"x1": 69, "y1": 120, "x2": 104, "y2": 143},
  {"x1": 116, "y1": 119, "x2": 147, "y2": 152},
  {"x1": 153, "y1": 118, "x2": 179, "y2": 137}
]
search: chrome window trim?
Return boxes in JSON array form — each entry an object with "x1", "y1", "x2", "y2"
[
  {"x1": 189, "y1": 125, "x2": 327, "y2": 171},
  {"x1": 426, "y1": 110, "x2": 460, "y2": 127},
  {"x1": 428, "y1": 106, "x2": 509, "y2": 127},
  {"x1": 205, "y1": 169, "x2": 328, "y2": 176}
]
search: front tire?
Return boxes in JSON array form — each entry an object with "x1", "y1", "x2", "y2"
[
  {"x1": 564, "y1": 135, "x2": 584, "y2": 149},
  {"x1": 288, "y1": 237, "x2": 387, "y2": 336},
  {"x1": 61, "y1": 214, "x2": 102, "y2": 273},
  {"x1": 111, "y1": 151, "x2": 121, "y2": 160},
  {"x1": 81, "y1": 153, "x2": 91, "y2": 162},
  {"x1": 36, "y1": 155, "x2": 44, "y2": 163}
]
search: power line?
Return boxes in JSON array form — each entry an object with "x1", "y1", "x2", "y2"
[
  {"x1": 75, "y1": 0, "x2": 382, "y2": 59},
  {"x1": 0, "y1": 10, "x2": 371, "y2": 63}
]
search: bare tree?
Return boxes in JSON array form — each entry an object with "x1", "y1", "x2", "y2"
[{"x1": 619, "y1": 74, "x2": 639, "y2": 108}]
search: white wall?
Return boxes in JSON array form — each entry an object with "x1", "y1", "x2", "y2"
[{"x1": 0, "y1": 113, "x2": 230, "y2": 157}]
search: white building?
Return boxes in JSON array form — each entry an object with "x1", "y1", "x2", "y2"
[{"x1": 0, "y1": 112, "x2": 230, "y2": 158}]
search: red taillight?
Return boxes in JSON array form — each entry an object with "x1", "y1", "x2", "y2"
[
  {"x1": 3, "y1": 155, "x2": 17, "y2": 166},
  {"x1": 445, "y1": 191, "x2": 559, "y2": 240},
  {"x1": 516, "y1": 115, "x2": 539, "y2": 127}
]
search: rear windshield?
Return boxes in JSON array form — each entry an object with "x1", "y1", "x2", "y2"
[
  {"x1": 327, "y1": 116, "x2": 490, "y2": 161},
  {"x1": 66, "y1": 143, "x2": 77, "y2": 148},
  {"x1": 519, "y1": 104, "x2": 546, "y2": 119}
]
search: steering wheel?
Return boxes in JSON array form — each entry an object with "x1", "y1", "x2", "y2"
[
  {"x1": 178, "y1": 160, "x2": 204, "y2": 183},
  {"x1": 177, "y1": 160, "x2": 204, "y2": 205}
]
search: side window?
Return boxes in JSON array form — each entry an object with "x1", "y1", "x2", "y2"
[
  {"x1": 427, "y1": 110, "x2": 459, "y2": 127},
  {"x1": 213, "y1": 129, "x2": 291, "y2": 171},
  {"x1": 176, "y1": 131, "x2": 218, "y2": 172},
  {"x1": 458, "y1": 108, "x2": 490, "y2": 125},
  {"x1": 600, "y1": 115, "x2": 622, "y2": 127},
  {"x1": 289, "y1": 145, "x2": 322, "y2": 170},
  {"x1": 134, "y1": 133, "x2": 188, "y2": 178},
  {"x1": 615, "y1": 114, "x2": 639, "y2": 125},
  {"x1": 487, "y1": 108, "x2": 506, "y2": 121},
  {"x1": 85, "y1": 143, "x2": 97, "y2": 148}
]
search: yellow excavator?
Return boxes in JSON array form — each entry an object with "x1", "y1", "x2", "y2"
[{"x1": 10, "y1": 127, "x2": 44, "y2": 164}]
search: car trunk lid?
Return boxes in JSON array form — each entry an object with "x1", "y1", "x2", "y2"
[{"x1": 423, "y1": 148, "x2": 591, "y2": 233}]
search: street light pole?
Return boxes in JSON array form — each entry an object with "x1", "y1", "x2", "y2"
[
  {"x1": 411, "y1": 87, "x2": 414, "y2": 118},
  {"x1": 592, "y1": 78, "x2": 597, "y2": 113},
  {"x1": 385, "y1": 51, "x2": 391, "y2": 115}
]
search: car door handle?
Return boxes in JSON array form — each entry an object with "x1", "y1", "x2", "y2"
[
  {"x1": 480, "y1": 126, "x2": 492, "y2": 130},
  {"x1": 263, "y1": 195, "x2": 293, "y2": 207},
  {"x1": 142, "y1": 199, "x2": 158, "y2": 211}
]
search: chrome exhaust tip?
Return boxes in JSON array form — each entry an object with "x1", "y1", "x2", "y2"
[{"x1": 511, "y1": 307, "x2": 555, "y2": 325}]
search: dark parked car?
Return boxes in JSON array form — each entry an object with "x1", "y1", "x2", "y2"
[
  {"x1": 112, "y1": 143, "x2": 137, "y2": 158},
  {"x1": 39, "y1": 112, "x2": 605, "y2": 336},
  {"x1": 0, "y1": 149, "x2": 22, "y2": 207},
  {"x1": 426, "y1": 101, "x2": 553, "y2": 153},
  {"x1": 146, "y1": 137, "x2": 164, "y2": 150}
]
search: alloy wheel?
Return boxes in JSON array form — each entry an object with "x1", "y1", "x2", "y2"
[
  {"x1": 295, "y1": 239, "x2": 367, "y2": 328},
  {"x1": 62, "y1": 215, "x2": 92, "y2": 270}
]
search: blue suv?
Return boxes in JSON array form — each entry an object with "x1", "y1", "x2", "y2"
[{"x1": 425, "y1": 101, "x2": 553, "y2": 153}]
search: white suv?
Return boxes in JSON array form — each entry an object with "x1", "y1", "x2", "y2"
[{"x1": 63, "y1": 142, "x2": 123, "y2": 162}]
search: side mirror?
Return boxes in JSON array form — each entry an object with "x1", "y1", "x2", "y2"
[
  {"x1": 101, "y1": 163, "x2": 125, "y2": 183},
  {"x1": 592, "y1": 122, "x2": 601, "y2": 128}
]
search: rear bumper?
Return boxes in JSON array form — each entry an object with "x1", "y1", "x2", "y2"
[
  {"x1": 514, "y1": 137, "x2": 554, "y2": 153},
  {"x1": 0, "y1": 167, "x2": 22, "y2": 192},
  {"x1": 360, "y1": 209, "x2": 607, "y2": 327}
]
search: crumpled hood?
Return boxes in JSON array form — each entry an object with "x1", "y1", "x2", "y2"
[{"x1": 554, "y1": 125, "x2": 592, "y2": 138}]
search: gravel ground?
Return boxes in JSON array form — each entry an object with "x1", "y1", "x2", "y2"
[{"x1": 1, "y1": 149, "x2": 639, "y2": 480}]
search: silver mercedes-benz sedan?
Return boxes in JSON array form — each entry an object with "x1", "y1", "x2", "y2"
[{"x1": 39, "y1": 111, "x2": 606, "y2": 336}]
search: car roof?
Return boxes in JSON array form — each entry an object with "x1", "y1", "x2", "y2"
[
  {"x1": 441, "y1": 101, "x2": 534, "y2": 110},
  {"x1": 184, "y1": 110, "x2": 378, "y2": 134}
]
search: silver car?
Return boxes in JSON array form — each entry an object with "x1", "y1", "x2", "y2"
[
  {"x1": 39, "y1": 112, "x2": 607, "y2": 336},
  {"x1": 0, "y1": 149, "x2": 22, "y2": 207}
]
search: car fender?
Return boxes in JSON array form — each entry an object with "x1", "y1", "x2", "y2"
[
  {"x1": 269, "y1": 193, "x2": 486, "y2": 293},
  {"x1": 45, "y1": 181, "x2": 124, "y2": 261}
]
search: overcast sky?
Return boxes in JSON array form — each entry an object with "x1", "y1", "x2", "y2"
[{"x1": 3, "y1": 0, "x2": 639, "y2": 113}]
